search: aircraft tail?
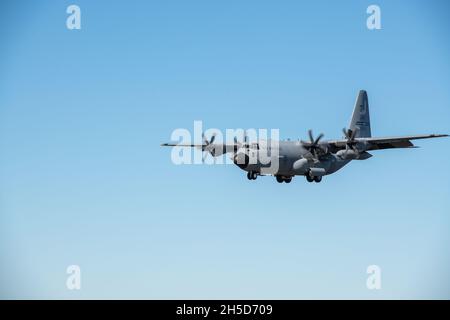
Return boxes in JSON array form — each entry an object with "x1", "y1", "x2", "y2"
[{"x1": 349, "y1": 90, "x2": 371, "y2": 138}]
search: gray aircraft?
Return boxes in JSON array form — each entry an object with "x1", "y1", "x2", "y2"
[{"x1": 162, "y1": 90, "x2": 447, "y2": 183}]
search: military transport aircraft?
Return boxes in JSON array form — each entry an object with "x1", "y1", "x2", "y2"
[{"x1": 162, "y1": 90, "x2": 447, "y2": 183}]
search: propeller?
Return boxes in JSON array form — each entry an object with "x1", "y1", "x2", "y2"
[
  {"x1": 233, "y1": 136, "x2": 240, "y2": 153},
  {"x1": 231, "y1": 130, "x2": 249, "y2": 153},
  {"x1": 301, "y1": 129, "x2": 327, "y2": 160},
  {"x1": 339, "y1": 127, "x2": 371, "y2": 160},
  {"x1": 202, "y1": 133, "x2": 216, "y2": 146},
  {"x1": 342, "y1": 127, "x2": 359, "y2": 153},
  {"x1": 232, "y1": 130, "x2": 251, "y2": 167},
  {"x1": 201, "y1": 133, "x2": 216, "y2": 161}
]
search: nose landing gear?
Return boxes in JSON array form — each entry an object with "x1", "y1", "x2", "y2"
[{"x1": 247, "y1": 171, "x2": 258, "y2": 180}]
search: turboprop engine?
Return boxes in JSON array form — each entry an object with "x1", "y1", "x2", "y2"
[
  {"x1": 336, "y1": 128, "x2": 372, "y2": 160},
  {"x1": 336, "y1": 149, "x2": 359, "y2": 160}
]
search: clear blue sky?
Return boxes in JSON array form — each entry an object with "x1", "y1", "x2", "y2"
[{"x1": 0, "y1": 0, "x2": 449, "y2": 299}]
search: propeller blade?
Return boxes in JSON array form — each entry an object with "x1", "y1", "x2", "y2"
[
  {"x1": 202, "y1": 133, "x2": 208, "y2": 145},
  {"x1": 308, "y1": 129, "x2": 314, "y2": 143},
  {"x1": 350, "y1": 128, "x2": 357, "y2": 140},
  {"x1": 347, "y1": 129, "x2": 353, "y2": 139},
  {"x1": 233, "y1": 138, "x2": 240, "y2": 152},
  {"x1": 314, "y1": 133, "x2": 324, "y2": 145},
  {"x1": 209, "y1": 134, "x2": 216, "y2": 144}
]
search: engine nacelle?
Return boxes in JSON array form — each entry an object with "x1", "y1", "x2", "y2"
[
  {"x1": 336, "y1": 149, "x2": 372, "y2": 160},
  {"x1": 293, "y1": 158, "x2": 309, "y2": 173},
  {"x1": 336, "y1": 149, "x2": 359, "y2": 160}
]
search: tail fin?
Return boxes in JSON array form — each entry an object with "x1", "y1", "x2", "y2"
[{"x1": 349, "y1": 90, "x2": 371, "y2": 138}]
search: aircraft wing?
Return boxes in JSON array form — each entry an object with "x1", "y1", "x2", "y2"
[
  {"x1": 161, "y1": 143, "x2": 204, "y2": 148},
  {"x1": 161, "y1": 142, "x2": 238, "y2": 155},
  {"x1": 327, "y1": 134, "x2": 448, "y2": 151}
]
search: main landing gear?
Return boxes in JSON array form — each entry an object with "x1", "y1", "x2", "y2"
[
  {"x1": 247, "y1": 171, "x2": 258, "y2": 180},
  {"x1": 306, "y1": 174, "x2": 322, "y2": 183},
  {"x1": 275, "y1": 175, "x2": 292, "y2": 183}
]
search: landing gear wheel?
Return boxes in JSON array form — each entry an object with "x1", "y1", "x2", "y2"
[
  {"x1": 314, "y1": 176, "x2": 322, "y2": 183},
  {"x1": 284, "y1": 177, "x2": 292, "y2": 183},
  {"x1": 306, "y1": 175, "x2": 314, "y2": 183},
  {"x1": 247, "y1": 171, "x2": 257, "y2": 180},
  {"x1": 276, "y1": 175, "x2": 284, "y2": 183}
]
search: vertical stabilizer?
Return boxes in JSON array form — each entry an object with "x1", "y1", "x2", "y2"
[{"x1": 349, "y1": 90, "x2": 371, "y2": 138}]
